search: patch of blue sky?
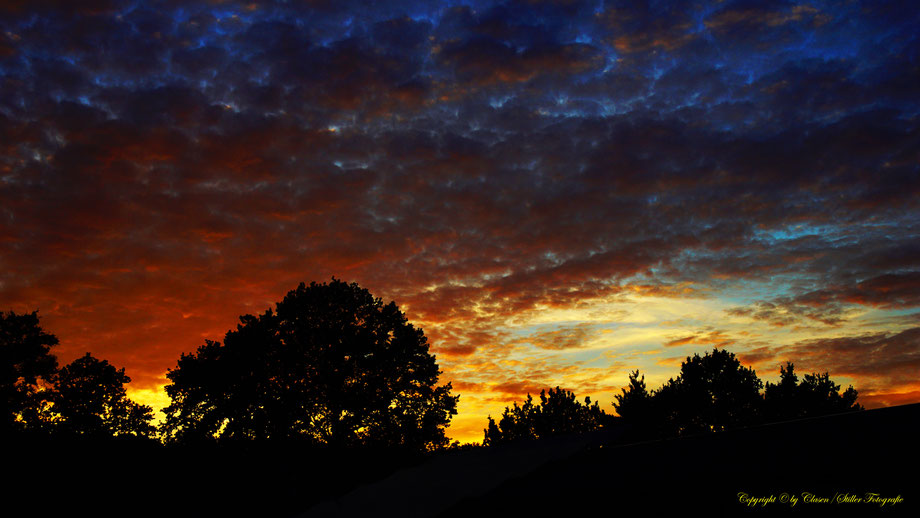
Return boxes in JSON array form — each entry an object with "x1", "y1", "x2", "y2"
[
  {"x1": 88, "y1": 72, "x2": 169, "y2": 92},
  {"x1": 402, "y1": 7, "x2": 442, "y2": 26},
  {"x1": 542, "y1": 249, "x2": 562, "y2": 260},
  {"x1": 598, "y1": 96, "x2": 647, "y2": 118},
  {"x1": 750, "y1": 223, "x2": 851, "y2": 247},
  {"x1": 574, "y1": 32, "x2": 593, "y2": 45},
  {"x1": 883, "y1": 308, "x2": 920, "y2": 322},
  {"x1": 206, "y1": 8, "x2": 258, "y2": 35},
  {"x1": 778, "y1": 220, "x2": 905, "y2": 251},
  {"x1": 488, "y1": 95, "x2": 514, "y2": 109},
  {"x1": 717, "y1": 278, "x2": 795, "y2": 305},
  {"x1": 535, "y1": 105, "x2": 589, "y2": 120},
  {"x1": 568, "y1": 348, "x2": 614, "y2": 369}
]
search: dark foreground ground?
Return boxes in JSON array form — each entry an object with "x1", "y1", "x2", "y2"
[
  {"x1": 4, "y1": 436, "x2": 427, "y2": 518},
  {"x1": 437, "y1": 403, "x2": 919, "y2": 518},
  {"x1": 5, "y1": 403, "x2": 918, "y2": 518}
]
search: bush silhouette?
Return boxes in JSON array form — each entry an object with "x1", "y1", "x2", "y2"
[
  {"x1": 161, "y1": 279, "x2": 458, "y2": 451},
  {"x1": 483, "y1": 387, "x2": 609, "y2": 445}
]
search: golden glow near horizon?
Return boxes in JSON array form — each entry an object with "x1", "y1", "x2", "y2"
[
  {"x1": 25, "y1": 274, "x2": 920, "y2": 446},
  {"x1": 427, "y1": 288, "x2": 916, "y2": 444}
]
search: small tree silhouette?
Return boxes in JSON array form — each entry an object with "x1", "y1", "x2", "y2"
[
  {"x1": 764, "y1": 362, "x2": 862, "y2": 421},
  {"x1": 0, "y1": 310, "x2": 59, "y2": 435},
  {"x1": 613, "y1": 370, "x2": 650, "y2": 420},
  {"x1": 161, "y1": 279, "x2": 458, "y2": 451},
  {"x1": 49, "y1": 353, "x2": 155, "y2": 438},
  {"x1": 762, "y1": 361, "x2": 800, "y2": 420},
  {"x1": 484, "y1": 394, "x2": 541, "y2": 445},
  {"x1": 612, "y1": 369, "x2": 654, "y2": 438},
  {"x1": 483, "y1": 387, "x2": 608, "y2": 445}
]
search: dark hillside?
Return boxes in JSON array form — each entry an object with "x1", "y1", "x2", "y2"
[
  {"x1": 5, "y1": 403, "x2": 916, "y2": 517},
  {"x1": 440, "y1": 403, "x2": 919, "y2": 517},
  {"x1": 4, "y1": 438, "x2": 425, "y2": 518}
]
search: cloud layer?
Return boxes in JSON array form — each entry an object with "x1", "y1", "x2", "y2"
[{"x1": 2, "y1": 0, "x2": 918, "y2": 441}]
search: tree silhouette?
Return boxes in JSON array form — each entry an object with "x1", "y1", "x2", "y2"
[
  {"x1": 613, "y1": 370, "x2": 650, "y2": 420},
  {"x1": 49, "y1": 353, "x2": 155, "y2": 438},
  {"x1": 762, "y1": 361, "x2": 800, "y2": 420},
  {"x1": 612, "y1": 369, "x2": 654, "y2": 438},
  {"x1": 612, "y1": 352, "x2": 865, "y2": 441},
  {"x1": 651, "y1": 348, "x2": 763, "y2": 436},
  {"x1": 764, "y1": 362, "x2": 862, "y2": 421},
  {"x1": 799, "y1": 371, "x2": 861, "y2": 414},
  {"x1": 536, "y1": 387, "x2": 608, "y2": 436},
  {"x1": 161, "y1": 279, "x2": 458, "y2": 451},
  {"x1": 484, "y1": 394, "x2": 541, "y2": 445},
  {"x1": 483, "y1": 387, "x2": 608, "y2": 445},
  {"x1": 1, "y1": 310, "x2": 59, "y2": 434}
]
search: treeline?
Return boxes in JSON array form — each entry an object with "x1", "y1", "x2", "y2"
[
  {"x1": 1, "y1": 311, "x2": 155, "y2": 439},
  {"x1": 483, "y1": 348, "x2": 862, "y2": 446},
  {"x1": 2, "y1": 279, "x2": 457, "y2": 451},
  {"x1": 3, "y1": 280, "x2": 862, "y2": 452}
]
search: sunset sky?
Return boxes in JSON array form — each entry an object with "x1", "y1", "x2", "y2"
[{"x1": 1, "y1": 0, "x2": 918, "y2": 443}]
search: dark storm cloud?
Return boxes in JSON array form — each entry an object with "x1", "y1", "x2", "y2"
[
  {"x1": 727, "y1": 270, "x2": 920, "y2": 328},
  {"x1": 1, "y1": 0, "x2": 918, "y2": 391},
  {"x1": 740, "y1": 327, "x2": 920, "y2": 390}
]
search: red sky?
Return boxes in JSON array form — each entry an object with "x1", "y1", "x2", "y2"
[{"x1": 2, "y1": 0, "x2": 919, "y2": 443}]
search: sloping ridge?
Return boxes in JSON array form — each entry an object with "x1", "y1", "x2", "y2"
[
  {"x1": 300, "y1": 403, "x2": 919, "y2": 518},
  {"x1": 440, "y1": 403, "x2": 920, "y2": 517},
  {"x1": 299, "y1": 427, "x2": 624, "y2": 518}
]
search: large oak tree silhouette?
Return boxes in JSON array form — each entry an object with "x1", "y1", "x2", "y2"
[{"x1": 161, "y1": 279, "x2": 458, "y2": 451}]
